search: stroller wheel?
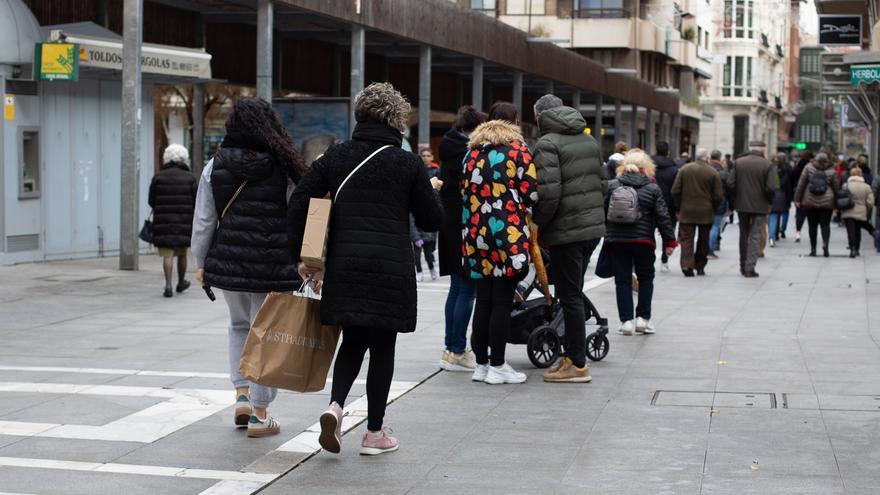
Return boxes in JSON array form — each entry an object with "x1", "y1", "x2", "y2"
[
  {"x1": 586, "y1": 331, "x2": 610, "y2": 361},
  {"x1": 527, "y1": 326, "x2": 560, "y2": 368}
]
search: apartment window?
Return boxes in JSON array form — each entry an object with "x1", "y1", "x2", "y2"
[
  {"x1": 724, "y1": 0, "x2": 754, "y2": 39},
  {"x1": 471, "y1": 0, "x2": 496, "y2": 11},
  {"x1": 577, "y1": 0, "x2": 626, "y2": 18},
  {"x1": 722, "y1": 56, "x2": 753, "y2": 98},
  {"x1": 506, "y1": 0, "x2": 545, "y2": 14}
]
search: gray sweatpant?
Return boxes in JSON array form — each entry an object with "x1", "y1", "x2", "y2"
[{"x1": 224, "y1": 290, "x2": 277, "y2": 409}]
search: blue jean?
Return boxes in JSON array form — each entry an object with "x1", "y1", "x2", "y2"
[
  {"x1": 708, "y1": 213, "x2": 725, "y2": 253},
  {"x1": 768, "y1": 211, "x2": 790, "y2": 240},
  {"x1": 444, "y1": 273, "x2": 475, "y2": 354}
]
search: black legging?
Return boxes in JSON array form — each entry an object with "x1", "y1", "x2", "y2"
[
  {"x1": 795, "y1": 207, "x2": 807, "y2": 232},
  {"x1": 806, "y1": 209, "x2": 833, "y2": 251},
  {"x1": 844, "y1": 218, "x2": 875, "y2": 252},
  {"x1": 471, "y1": 277, "x2": 517, "y2": 367},
  {"x1": 330, "y1": 327, "x2": 397, "y2": 431}
]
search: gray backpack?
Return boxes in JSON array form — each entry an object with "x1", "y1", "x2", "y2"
[{"x1": 607, "y1": 185, "x2": 641, "y2": 224}]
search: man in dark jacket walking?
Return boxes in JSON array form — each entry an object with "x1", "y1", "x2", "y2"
[
  {"x1": 707, "y1": 150, "x2": 729, "y2": 257},
  {"x1": 727, "y1": 150, "x2": 779, "y2": 277},
  {"x1": 531, "y1": 94, "x2": 606, "y2": 384},
  {"x1": 671, "y1": 148, "x2": 725, "y2": 277},
  {"x1": 652, "y1": 141, "x2": 678, "y2": 272}
]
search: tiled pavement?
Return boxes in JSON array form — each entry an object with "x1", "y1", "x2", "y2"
[{"x1": 1, "y1": 219, "x2": 879, "y2": 494}]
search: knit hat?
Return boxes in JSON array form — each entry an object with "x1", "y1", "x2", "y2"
[{"x1": 163, "y1": 143, "x2": 190, "y2": 166}]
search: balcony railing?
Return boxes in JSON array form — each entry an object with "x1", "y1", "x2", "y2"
[
  {"x1": 759, "y1": 90, "x2": 769, "y2": 103},
  {"x1": 573, "y1": 8, "x2": 632, "y2": 19},
  {"x1": 761, "y1": 33, "x2": 770, "y2": 48},
  {"x1": 774, "y1": 96, "x2": 783, "y2": 109},
  {"x1": 775, "y1": 44, "x2": 784, "y2": 58}
]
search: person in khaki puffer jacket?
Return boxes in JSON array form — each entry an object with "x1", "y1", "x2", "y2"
[
  {"x1": 795, "y1": 153, "x2": 841, "y2": 257},
  {"x1": 841, "y1": 167, "x2": 875, "y2": 257}
]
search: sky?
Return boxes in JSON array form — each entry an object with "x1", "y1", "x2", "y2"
[{"x1": 801, "y1": 0, "x2": 818, "y2": 36}]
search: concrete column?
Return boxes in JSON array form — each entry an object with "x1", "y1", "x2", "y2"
[
  {"x1": 120, "y1": 0, "x2": 143, "y2": 271},
  {"x1": 256, "y1": 0, "x2": 273, "y2": 101},
  {"x1": 0, "y1": 72, "x2": 6, "y2": 252},
  {"x1": 512, "y1": 71, "x2": 523, "y2": 116},
  {"x1": 544, "y1": 80, "x2": 554, "y2": 95},
  {"x1": 645, "y1": 108, "x2": 653, "y2": 153},
  {"x1": 472, "y1": 58, "x2": 484, "y2": 110},
  {"x1": 350, "y1": 24, "x2": 365, "y2": 136},
  {"x1": 418, "y1": 45, "x2": 432, "y2": 148},
  {"x1": 672, "y1": 114, "x2": 681, "y2": 156},
  {"x1": 614, "y1": 99, "x2": 622, "y2": 143},
  {"x1": 192, "y1": 83, "x2": 205, "y2": 177},
  {"x1": 572, "y1": 90, "x2": 581, "y2": 112},
  {"x1": 630, "y1": 104, "x2": 638, "y2": 148},
  {"x1": 594, "y1": 94, "x2": 603, "y2": 141},
  {"x1": 194, "y1": 13, "x2": 206, "y2": 47},
  {"x1": 96, "y1": 0, "x2": 110, "y2": 27},
  {"x1": 658, "y1": 112, "x2": 666, "y2": 146}
]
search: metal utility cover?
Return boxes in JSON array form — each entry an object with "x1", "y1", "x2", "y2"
[
  {"x1": 713, "y1": 392, "x2": 776, "y2": 409},
  {"x1": 653, "y1": 391, "x2": 776, "y2": 409},
  {"x1": 652, "y1": 391, "x2": 714, "y2": 407}
]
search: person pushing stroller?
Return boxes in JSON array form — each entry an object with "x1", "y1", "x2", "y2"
[{"x1": 531, "y1": 94, "x2": 607, "y2": 383}]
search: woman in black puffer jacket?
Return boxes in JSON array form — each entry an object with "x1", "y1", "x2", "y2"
[
  {"x1": 289, "y1": 83, "x2": 443, "y2": 457},
  {"x1": 436, "y1": 105, "x2": 486, "y2": 372},
  {"x1": 604, "y1": 149, "x2": 677, "y2": 336},
  {"x1": 191, "y1": 97, "x2": 305, "y2": 438},
  {"x1": 148, "y1": 144, "x2": 197, "y2": 297}
]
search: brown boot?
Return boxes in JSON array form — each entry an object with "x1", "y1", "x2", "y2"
[{"x1": 543, "y1": 357, "x2": 592, "y2": 383}]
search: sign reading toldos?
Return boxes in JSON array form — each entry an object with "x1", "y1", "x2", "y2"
[
  {"x1": 33, "y1": 43, "x2": 80, "y2": 81},
  {"x1": 78, "y1": 41, "x2": 211, "y2": 79}
]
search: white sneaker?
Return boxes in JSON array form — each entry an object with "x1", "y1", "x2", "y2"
[
  {"x1": 430, "y1": 269, "x2": 439, "y2": 281},
  {"x1": 618, "y1": 320, "x2": 635, "y2": 336},
  {"x1": 485, "y1": 362, "x2": 527, "y2": 385},
  {"x1": 416, "y1": 271, "x2": 424, "y2": 283},
  {"x1": 635, "y1": 317, "x2": 655, "y2": 334},
  {"x1": 661, "y1": 263, "x2": 670, "y2": 273},
  {"x1": 472, "y1": 363, "x2": 489, "y2": 382},
  {"x1": 769, "y1": 239, "x2": 776, "y2": 248}
]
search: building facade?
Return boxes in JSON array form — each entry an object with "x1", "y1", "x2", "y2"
[
  {"x1": 452, "y1": 0, "x2": 714, "y2": 156},
  {"x1": 699, "y1": 0, "x2": 790, "y2": 156}
]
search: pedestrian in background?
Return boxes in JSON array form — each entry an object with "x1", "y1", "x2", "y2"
[
  {"x1": 531, "y1": 94, "x2": 606, "y2": 384},
  {"x1": 149, "y1": 143, "x2": 197, "y2": 298},
  {"x1": 289, "y1": 82, "x2": 443, "y2": 456},
  {"x1": 727, "y1": 149, "x2": 778, "y2": 277},
  {"x1": 605, "y1": 149, "x2": 676, "y2": 335},
  {"x1": 413, "y1": 146, "x2": 441, "y2": 282},
  {"x1": 461, "y1": 101, "x2": 538, "y2": 385},
  {"x1": 606, "y1": 141, "x2": 629, "y2": 180},
  {"x1": 671, "y1": 148, "x2": 724, "y2": 277},
  {"x1": 192, "y1": 97, "x2": 305, "y2": 438},
  {"x1": 707, "y1": 150, "x2": 729, "y2": 258},
  {"x1": 768, "y1": 152, "x2": 793, "y2": 247},
  {"x1": 652, "y1": 141, "x2": 678, "y2": 272},
  {"x1": 792, "y1": 151, "x2": 812, "y2": 242},
  {"x1": 842, "y1": 167, "x2": 875, "y2": 258},
  {"x1": 437, "y1": 106, "x2": 485, "y2": 372},
  {"x1": 794, "y1": 152, "x2": 839, "y2": 257}
]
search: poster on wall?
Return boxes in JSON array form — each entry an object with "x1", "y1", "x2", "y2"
[
  {"x1": 33, "y1": 43, "x2": 80, "y2": 81},
  {"x1": 818, "y1": 15, "x2": 862, "y2": 46},
  {"x1": 273, "y1": 99, "x2": 351, "y2": 165}
]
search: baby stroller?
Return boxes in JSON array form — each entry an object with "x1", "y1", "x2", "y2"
[{"x1": 508, "y1": 251, "x2": 610, "y2": 368}]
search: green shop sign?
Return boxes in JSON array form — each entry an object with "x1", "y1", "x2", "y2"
[
  {"x1": 851, "y1": 64, "x2": 880, "y2": 85},
  {"x1": 33, "y1": 43, "x2": 80, "y2": 81}
]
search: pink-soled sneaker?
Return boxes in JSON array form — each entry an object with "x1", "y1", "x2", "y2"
[
  {"x1": 319, "y1": 402, "x2": 343, "y2": 454},
  {"x1": 359, "y1": 426, "x2": 399, "y2": 456}
]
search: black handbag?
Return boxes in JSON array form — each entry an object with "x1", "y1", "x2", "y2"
[
  {"x1": 595, "y1": 243, "x2": 613, "y2": 279},
  {"x1": 139, "y1": 212, "x2": 154, "y2": 244},
  {"x1": 836, "y1": 184, "x2": 855, "y2": 210}
]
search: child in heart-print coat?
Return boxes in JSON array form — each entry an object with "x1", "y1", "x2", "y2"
[{"x1": 460, "y1": 119, "x2": 539, "y2": 279}]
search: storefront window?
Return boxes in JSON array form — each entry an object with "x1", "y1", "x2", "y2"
[{"x1": 19, "y1": 129, "x2": 40, "y2": 199}]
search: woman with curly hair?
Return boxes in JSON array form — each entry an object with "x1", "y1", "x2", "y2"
[
  {"x1": 191, "y1": 97, "x2": 306, "y2": 438},
  {"x1": 604, "y1": 149, "x2": 676, "y2": 336},
  {"x1": 461, "y1": 101, "x2": 538, "y2": 385},
  {"x1": 288, "y1": 82, "x2": 443, "y2": 456}
]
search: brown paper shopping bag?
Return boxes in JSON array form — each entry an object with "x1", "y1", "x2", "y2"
[
  {"x1": 300, "y1": 197, "x2": 332, "y2": 271},
  {"x1": 239, "y1": 291, "x2": 340, "y2": 393}
]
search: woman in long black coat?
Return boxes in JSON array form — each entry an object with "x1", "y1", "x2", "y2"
[
  {"x1": 436, "y1": 105, "x2": 486, "y2": 372},
  {"x1": 288, "y1": 83, "x2": 443, "y2": 456},
  {"x1": 148, "y1": 144, "x2": 197, "y2": 297}
]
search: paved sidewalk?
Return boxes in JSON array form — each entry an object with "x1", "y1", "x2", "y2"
[{"x1": 1, "y1": 220, "x2": 879, "y2": 494}]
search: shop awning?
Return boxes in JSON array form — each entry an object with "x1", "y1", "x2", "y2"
[
  {"x1": 41, "y1": 22, "x2": 212, "y2": 80},
  {"x1": 694, "y1": 67, "x2": 713, "y2": 80}
]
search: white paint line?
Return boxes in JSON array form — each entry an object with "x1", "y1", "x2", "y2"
[
  {"x1": 0, "y1": 365, "x2": 228, "y2": 380},
  {"x1": 583, "y1": 276, "x2": 613, "y2": 292},
  {"x1": 0, "y1": 457, "x2": 276, "y2": 482},
  {"x1": 0, "y1": 492, "x2": 38, "y2": 495},
  {"x1": 196, "y1": 480, "x2": 268, "y2": 495}
]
